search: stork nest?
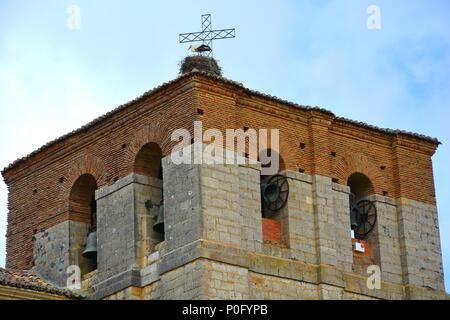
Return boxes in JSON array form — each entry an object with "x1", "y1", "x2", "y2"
[{"x1": 179, "y1": 55, "x2": 222, "y2": 77}]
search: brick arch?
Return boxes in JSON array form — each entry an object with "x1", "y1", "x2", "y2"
[
  {"x1": 332, "y1": 153, "x2": 385, "y2": 195},
  {"x1": 134, "y1": 143, "x2": 163, "y2": 178},
  {"x1": 68, "y1": 173, "x2": 97, "y2": 224},
  {"x1": 257, "y1": 130, "x2": 289, "y2": 172},
  {"x1": 123, "y1": 124, "x2": 169, "y2": 173},
  {"x1": 258, "y1": 148, "x2": 286, "y2": 175},
  {"x1": 58, "y1": 153, "x2": 106, "y2": 214}
]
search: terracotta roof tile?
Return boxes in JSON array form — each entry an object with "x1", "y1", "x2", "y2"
[
  {"x1": 1, "y1": 71, "x2": 440, "y2": 175},
  {"x1": 0, "y1": 268, "x2": 82, "y2": 298}
]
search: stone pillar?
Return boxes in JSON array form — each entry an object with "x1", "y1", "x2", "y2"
[
  {"x1": 200, "y1": 163, "x2": 242, "y2": 246},
  {"x1": 283, "y1": 171, "x2": 317, "y2": 264},
  {"x1": 331, "y1": 183, "x2": 353, "y2": 274},
  {"x1": 162, "y1": 157, "x2": 202, "y2": 253},
  {"x1": 163, "y1": 143, "x2": 262, "y2": 253},
  {"x1": 95, "y1": 176, "x2": 135, "y2": 283},
  {"x1": 367, "y1": 195, "x2": 403, "y2": 285},
  {"x1": 239, "y1": 164, "x2": 263, "y2": 252},
  {"x1": 311, "y1": 175, "x2": 345, "y2": 297},
  {"x1": 134, "y1": 175, "x2": 163, "y2": 268},
  {"x1": 392, "y1": 136, "x2": 445, "y2": 298},
  {"x1": 396, "y1": 198, "x2": 445, "y2": 298},
  {"x1": 158, "y1": 145, "x2": 204, "y2": 284},
  {"x1": 312, "y1": 176, "x2": 337, "y2": 265},
  {"x1": 93, "y1": 173, "x2": 162, "y2": 297},
  {"x1": 159, "y1": 143, "x2": 262, "y2": 299}
]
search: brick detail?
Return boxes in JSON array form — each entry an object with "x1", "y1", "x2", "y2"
[
  {"x1": 1, "y1": 73, "x2": 440, "y2": 274},
  {"x1": 3, "y1": 80, "x2": 197, "y2": 270},
  {"x1": 262, "y1": 218, "x2": 282, "y2": 244}
]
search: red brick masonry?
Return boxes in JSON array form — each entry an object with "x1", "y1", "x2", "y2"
[
  {"x1": 1, "y1": 71, "x2": 440, "y2": 270},
  {"x1": 262, "y1": 218, "x2": 282, "y2": 244}
]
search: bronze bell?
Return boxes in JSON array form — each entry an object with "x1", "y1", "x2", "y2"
[
  {"x1": 153, "y1": 205, "x2": 164, "y2": 234},
  {"x1": 82, "y1": 231, "x2": 97, "y2": 259},
  {"x1": 350, "y1": 205, "x2": 360, "y2": 230},
  {"x1": 261, "y1": 182, "x2": 281, "y2": 204}
]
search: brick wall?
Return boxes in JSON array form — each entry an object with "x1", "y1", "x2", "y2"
[
  {"x1": 2, "y1": 78, "x2": 198, "y2": 269},
  {"x1": 195, "y1": 76, "x2": 438, "y2": 204},
  {"x1": 1, "y1": 72, "x2": 439, "y2": 271},
  {"x1": 262, "y1": 218, "x2": 282, "y2": 244}
]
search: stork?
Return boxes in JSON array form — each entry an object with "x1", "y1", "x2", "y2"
[{"x1": 188, "y1": 44, "x2": 212, "y2": 54}]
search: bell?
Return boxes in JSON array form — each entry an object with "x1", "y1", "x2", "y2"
[
  {"x1": 350, "y1": 205, "x2": 360, "y2": 230},
  {"x1": 82, "y1": 231, "x2": 97, "y2": 259},
  {"x1": 153, "y1": 205, "x2": 165, "y2": 233},
  {"x1": 261, "y1": 182, "x2": 281, "y2": 204}
]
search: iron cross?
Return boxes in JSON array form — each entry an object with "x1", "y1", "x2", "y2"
[{"x1": 179, "y1": 14, "x2": 236, "y2": 56}]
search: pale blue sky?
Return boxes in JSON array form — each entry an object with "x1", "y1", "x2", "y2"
[{"x1": 0, "y1": 0, "x2": 449, "y2": 290}]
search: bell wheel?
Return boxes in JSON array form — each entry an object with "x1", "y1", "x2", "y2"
[
  {"x1": 262, "y1": 174, "x2": 289, "y2": 217},
  {"x1": 354, "y1": 199, "x2": 377, "y2": 240}
]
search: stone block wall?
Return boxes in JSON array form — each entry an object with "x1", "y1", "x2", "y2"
[
  {"x1": 163, "y1": 160, "x2": 202, "y2": 253},
  {"x1": 201, "y1": 163, "x2": 249, "y2": 247},
  {"x1": 3, "y1": 73, "x2": 441, "y2": 287},
  {"x1": 133, "y1": 175, "x2": 163, "y2": 268},
  {"x1": 249, "y1": 271, "x2": 319, "y2": 300},
  {"x1": 238, "y1": 164, "x2": 263, "y2": 252},
  {"x1": 368, "y1": 195, "x2": 403, "y2": 285},
  {"x1": 331, "y1": 183, "x2": 354, "y2": 274},
  {"x1": 91, "y1": 173, "x2": 162, "y2": 298},
  {"x1": 127, "y1": 145, "x2": 446, "y2": 299},
  {"x1": 396, "y1": 198, "x2": 444, "y2": 294},
  {"x1": 95, "y1": 175, "x2": 136, "y2": 283},
  {"x1": 32, "y1": 220, "x2": 89, "y2": 287},
  {"x1": 159, "y1": 259, "x2": 206, "y2": 300},
  {"x1": 29, "y1": 143, "x2": 446, "y2": 300}
]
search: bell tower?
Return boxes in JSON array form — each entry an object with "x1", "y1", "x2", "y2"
[{"x1": 2, "y1": 69, "x2": 445, "y2": 300}]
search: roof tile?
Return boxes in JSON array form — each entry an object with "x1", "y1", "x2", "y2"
[
  {"x1": 0, "y1": 268, "x2": 82, "y2": 298},
  {"x1": 1, "y1": 71, "x2": 440, "y2": 175}
]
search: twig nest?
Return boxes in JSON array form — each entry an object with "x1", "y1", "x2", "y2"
[{"x1": 179, "y1": 56, "x2": 222, "y2": 77}]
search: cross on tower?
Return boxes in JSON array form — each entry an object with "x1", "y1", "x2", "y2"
[{"x1": 179, "y1": 14, "x2": 236, "y2": 56}]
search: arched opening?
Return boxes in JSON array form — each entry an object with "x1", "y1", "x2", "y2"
[
  {"x1": 347, "y1": 173, "x2": 380, "y2": 273},
  {"x1": 134, "y1": 143, "x2": 165, "y2": 263},
  {"x1": 347, "y1": 173, "x2": 374, "y2": 202},
  {"x1": 259, "y1": 148, "x2": 286, "y2": 179},
  {"x1": 69, "y1": 174, "x2": 98, "y2": 275},
  {"x1": 258, "y1": 149, "x2": 288, "y2": 246},
  {"x1": 347, "y1": 172, "x2": 376, "y2": 240},
  {"x1": 134, "y1": 143, "x2": 163, "y2": 179}
]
